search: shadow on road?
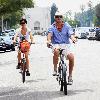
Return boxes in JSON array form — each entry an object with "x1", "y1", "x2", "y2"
[
  {"x1": 0, "y1": 86, "x2": 94, "y2": 100},
  {"x1": 26, "y1": 78, "x2": 47, "y2": 84},
  {"x1": 0, "y1": 52, "x2": 5, "y2": 53},
  {"x1": 67, "y1": 89, "x2": 94, "y2": 96},
  {"x1": 0, "y1": 88, "x2": 65, "y2": 100},
  {"x1": 0, "y1": 60, "x2": 17, "y2": 66},
  {"x1": 0, "y1": 87, "x2": 27, "y2": 99}
]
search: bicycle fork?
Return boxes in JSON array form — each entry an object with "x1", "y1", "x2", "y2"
[
  {"x1": 21, "y1": 54, "x2": 26, "y2": 71},
  {"x1": 57, "y1": 62, "x2": 67, "y2": 85}
]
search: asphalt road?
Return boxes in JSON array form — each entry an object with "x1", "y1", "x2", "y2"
[{"x1": 0, "y1": 35, "x2": 100, "y2": 100}]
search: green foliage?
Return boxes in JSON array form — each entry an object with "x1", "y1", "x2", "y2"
[
  {"x1": 0, "y1": 0, "x2": 34, "y2": 15},
  {"x1": 93, "y1": 16, "x2": 100, "y2": 26},
  {"x1": 95, "y1": 3, "x2": 100, "y2": 18},
  {"x1": 74, "y1": 2, "x2": 100, "y2": 27},
  {"x1": 63, "y1": 13, "x2": 80, "y2": 27},
  {"x1": 95, "y1": 3, "x2": 100, "y2": 26},
  {"x1": 74, "y1": 8, "x2": 95, "y2": 27},
  {"x1": 68, "y1": 20, "x2": 80, "y2": 28}
]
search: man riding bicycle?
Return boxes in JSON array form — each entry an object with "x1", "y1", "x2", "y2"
[
  {"x1": 47, "y1": 11, "x2": 77, "y2": 85},
  {"x1": 13, "y1": 18, "x2": 35, "y2": 76}
]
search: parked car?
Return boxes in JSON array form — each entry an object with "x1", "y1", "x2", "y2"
[
  {"x1": 9, "y1": 31, "x2": 15, "y2": 36},
  {"x1": 10, "y1": 29, "x2": 15, "y2": 33},
  {"x1": 5, "y1": 29, "x2": 11, "y2": 33},
  {"x1": 76, "y1": 31, "x2": 87, "y2": 39},
  {"x1": 0, "y1": 38, "x2": 6, "y2": 52},
  {"x1": 41, "y1": 31, "x2": 47, "y2": 36},
  {"x1": 1, "y1": 33, "x2": 15, "y2": 51},
  {"x1": 95, "y1": 28, "x2": 100, "y2": 41},
  {"x1": 75, "y1": 27, "x2": 88, "y2": 39},
  {"x1": 87, "y1": 28, "x2": 96, "y2": 40}
]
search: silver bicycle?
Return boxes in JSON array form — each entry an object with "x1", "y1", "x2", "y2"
[{"x1": 48, "y1": 44, "x2": 68, "y2": 95}]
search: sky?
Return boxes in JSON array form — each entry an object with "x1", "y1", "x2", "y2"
[{"x1": 35, "y1": 0, "x2": 100, "y2": 14}]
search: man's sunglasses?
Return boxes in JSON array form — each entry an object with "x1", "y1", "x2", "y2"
[{"x1": 55, "y1": 15, "x2": 63, "y2": 18}]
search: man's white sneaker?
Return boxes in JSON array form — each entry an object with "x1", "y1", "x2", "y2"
[
  {"x1": 52, "y1": 71, "x2": 57, "y2": 76},
  {"x1": 68, "y1": 76, "x2": 73, "y2": 85}
]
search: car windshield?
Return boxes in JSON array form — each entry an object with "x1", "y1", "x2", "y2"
[
  {"x1": 0, "y1": 38, "x2": 3, "y2": 41},
  {"x1": 9, "y1": 32, "x2": 15, "y2": 36},
  {"x1": 2, "y1": 33, "x2": 9, "y2": 37},
  {"x1": 89, "y1": 29, "x2": 95, "y2": 32}
]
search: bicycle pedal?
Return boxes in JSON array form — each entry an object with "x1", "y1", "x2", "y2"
[
  {"x1": 19, "y1": 71, "x2": 22, "y2": 74},
  {"x1": 56, "y1": 77, "x2": 58, "y2": 81},
  {"x1": 59, "y1": 81, "x2": 61, "y2": 85}
]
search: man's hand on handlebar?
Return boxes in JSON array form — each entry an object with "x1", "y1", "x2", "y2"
[
  {"x1": 71, "y1": 35, "x2": 78, "y2": 43},
  {"x1": 30, "y1": 41, "x2": 35, "y2": 45},
  {"x1": 47, "y1": 41, "x2": 52, "y2": 48},
  {"x1": 32, "y1": 41, "x2": 35, "y2": 44}
]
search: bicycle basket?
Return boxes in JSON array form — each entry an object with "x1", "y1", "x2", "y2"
[{"x1": 20, "y1": 41, "x2": 30, "y2": 53}]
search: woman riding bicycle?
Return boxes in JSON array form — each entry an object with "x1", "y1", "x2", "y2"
[{"x1": 13, "y1": 18, "x2": 35, "y2": 76}]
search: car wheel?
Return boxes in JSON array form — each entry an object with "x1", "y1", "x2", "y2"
[
  {"x1": 12, "y1": 47, "x2": 15, "y2": 51},
  {"x1": 11, "y1": 44, "x2": 15, "y2": 51},
  {"x1": 3, "y1": 49, "x2": 6, "y2": 52}
]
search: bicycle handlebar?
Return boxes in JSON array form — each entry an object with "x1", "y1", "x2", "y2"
[{"x1": 47, "y1": 43, "x2": 65, "y2": 53}]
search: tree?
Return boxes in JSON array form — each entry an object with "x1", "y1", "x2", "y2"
[
  {"x1": 0, "y1": 0, "x2": 34, "y2": 30},
  {"x1": 0, "y1": 0, "x2": 34, "y2": 16},
  {"x1": 65, "y1": 10, "x2": 72, "y2": 20},
  {"x1": 80, "y1": 4, "x2": 85, "y2": 26},
  {"x1": 67, "y1": 19, "x2": 80, "y2": 28},
  {"x1": 50, "y1": 3, "x2": 58, "y2": 24},
  {"x1": 80, "y1": 4, "x2": 85, "y2": 13},
  {"x1": 87, "y1": 1, "x2": 94, "y2": 26},
  {"x1": 88, "y1": 1, "x2": 93, "y2": 10},
  {"x1": 95, "y1": 3, "x2": 100, "y2": 26}
]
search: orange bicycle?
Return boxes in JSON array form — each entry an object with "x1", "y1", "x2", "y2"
[{"x1": 19, "y1": 38, "x2": 30, "y2": 83}]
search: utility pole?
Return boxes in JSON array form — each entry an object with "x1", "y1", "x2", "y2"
[
  {"x1": 6, "y1": 21, "x2": 7, "y2": 29},
  {"x1": 2, "y1": 16, "x2": 4, "y2": 32}
]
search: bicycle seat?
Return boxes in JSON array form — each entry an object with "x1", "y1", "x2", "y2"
[
  {"x1": 21, "y1": 37, "x2": 25, "y2": 41},
  {"x1": 59, "y1": 48, "x2": 65, "y2": 55}
]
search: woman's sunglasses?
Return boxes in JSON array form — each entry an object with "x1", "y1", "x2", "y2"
[{"x1": 20, "y1": 22, "x2": 26, "y2": 25}]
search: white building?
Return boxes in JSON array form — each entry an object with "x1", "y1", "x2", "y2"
[{"x1": 24, "y1": 7, "x2": 51, "y2": 34}]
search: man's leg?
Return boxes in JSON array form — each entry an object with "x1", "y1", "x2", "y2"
[
  {"x1": 53, "y1": 49, "x2": 59, "y2": 75},
  {"x1": 67, "y1": 53, "x2": 74, "y2": 84}
]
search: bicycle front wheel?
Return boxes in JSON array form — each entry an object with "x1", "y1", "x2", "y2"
[
  {"x1": 22, "y1": 62, "x2": 26, "y2": 83},
  {"x1": 59, "y1": 62, "x2": 63, "y2": 91},
  {"x1": 63, "y1": 64, "x2": 67, "y2": 95},
  {"x1": 62, "y1": 64, "x2": 67, "y2": 95}
]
